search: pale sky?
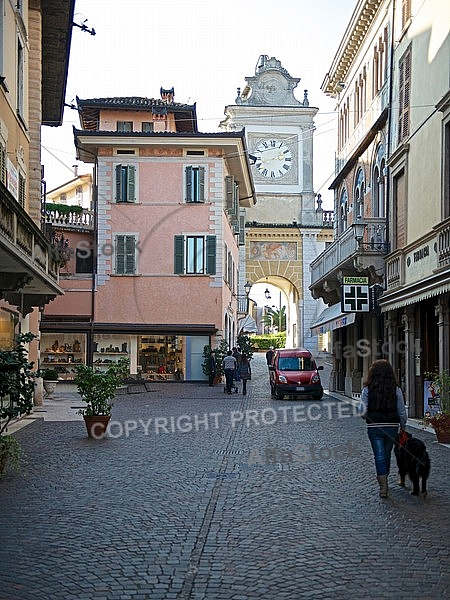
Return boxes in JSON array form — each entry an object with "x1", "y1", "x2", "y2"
[{"x1": 41, "y1": 0, "x2": 356, "y2": 204}]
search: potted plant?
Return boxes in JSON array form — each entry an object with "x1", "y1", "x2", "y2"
[
  {"x1": 38, "y1": 368, "x2": 59, "y2": 398},
  {"x1": 423, "y1": 370, "x2": 450, "y2": 444},
  {"x1": 202, "y1": 340, "x2": 228, "y2": 384},
  {"x1": 74, "y1": 357, "x2": 129, "y2": 439},
  {"x1": 0, "y1": 333, "x2": 36, "y2": 476}
]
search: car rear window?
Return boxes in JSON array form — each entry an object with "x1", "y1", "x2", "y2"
[{"x1": 278, "y1": 357, "x2": 313, "y2": 371}]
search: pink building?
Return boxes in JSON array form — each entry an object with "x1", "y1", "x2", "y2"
[{"x1": 41, "y1": 89, "x2": 255, "y2": 381}]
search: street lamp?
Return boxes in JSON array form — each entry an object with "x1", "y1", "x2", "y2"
[
  {"x1": 244, "y1": 281, "x2": 252, "y2": 314},
  {"x1": 352, "y1": 217, "x2": 390, "y2": 252},
  {"x1": 352, "y1": 216, "x2": 366, "y2": 245},
  {"x1": 264, "y1": 287, "x2": 271, "y2": 299}
]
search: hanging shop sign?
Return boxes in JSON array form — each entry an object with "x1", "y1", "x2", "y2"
[{"x1": 341, "y1": 277, "x2": 369, "y2": 312}]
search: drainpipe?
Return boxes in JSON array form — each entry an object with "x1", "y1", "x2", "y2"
[{"x1": 89, "y1": 160, "x2": 98, "y2": 367}]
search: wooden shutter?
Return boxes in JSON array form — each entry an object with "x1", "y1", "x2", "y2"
[
  {"x1": 206, "y1": 235, "x2": 216, "y2": 275},
  {"x1": 185, "y1": 166, "x2": 193, "y2": 202},
  {"x1": 238, "y1": 212, "x2": 246, "y2": 246},
  {"x1": 198, "y1": 167, "x2": 205, "y2": 202},
  {"x1": 233, "y1": 183, "x2": 239, "y2": 217},
  {"x1": 398, "y1": 47, "x2": 411, "y2": 143},
  {"x1": 393, "y1": 170, "x2": 406, "y2": 249},
  {"x1": 174, "y1": 235, "x2": 184, "y2": 274},
  {"x1": 116, "y1": 235, "x2": 135, "y2": 274},
  {"x1": 225, "y1": 176, "x2": 234, "y2": 213},
  {"x1": 125, "y1": 236, "x2": 135, "y2": 273},
  {"x1": 127, "y1": 166, "x2": 136, "y2": 202},
  {"x1": 116, "y1": 165, "x2": 122, "y2": 202},
  {"x1": 402, "y1": 0, "x2": 411, "y2": 29}
]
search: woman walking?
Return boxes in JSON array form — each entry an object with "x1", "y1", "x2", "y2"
[
  {"x1": 239, "y1": 354, "x2": 252, "y2": 395},
  {"x1": 359, "y1": 359, "x2": 407, "y2": 498}
]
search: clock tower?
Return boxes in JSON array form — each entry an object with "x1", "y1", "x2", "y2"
[{"x1": 220, "y1": 56, "x2": 331, "y2": 352}]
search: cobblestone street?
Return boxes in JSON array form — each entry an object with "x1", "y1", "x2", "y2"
[{"x1": 1, "y1": 353, "x2": 449, "y2": 599}]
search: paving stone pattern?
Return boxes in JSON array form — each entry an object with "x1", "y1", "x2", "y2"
[{"x1": 1, "y1": 353, "x2": 449, "y2": 599}]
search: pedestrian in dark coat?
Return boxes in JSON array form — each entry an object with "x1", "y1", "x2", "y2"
[
  {"x1": 265, "y1": 346, "x2": 275, "y2": 367},
  {"x1": 208, "y1": 352, "x2": 217, "y2": 387},
  {"x1": 232, "y1": 347, "x2": 242, "y2": 381},
  {"x1": 239, "y1": 354, "x2": 252, "y2": 395}
]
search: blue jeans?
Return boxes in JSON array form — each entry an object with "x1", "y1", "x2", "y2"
[{"x1": 367, "y1": 426, "x2": 399, "y2": 476}]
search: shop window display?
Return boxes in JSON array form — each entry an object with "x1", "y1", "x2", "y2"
[
  {"x1": 139, "y1": 336, "x2": 184, "y2": 381},
  {"x1": 40, "y1": 334, "x2": 87, "y2": 381},
  {"x1": 93, "y1": 335, "x2": 130, "y2": 372}
]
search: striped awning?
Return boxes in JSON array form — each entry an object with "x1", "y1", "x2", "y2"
[{"x1": 380, "y1": 279, "x2": 450, "y2": 312}]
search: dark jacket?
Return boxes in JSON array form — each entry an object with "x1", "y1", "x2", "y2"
[
  {"x1": 240, "y1": 361, "x2": 251, "y2": 380},
  {"x1": 359, "y1": 386, "x2": 407, "y2": 428}
]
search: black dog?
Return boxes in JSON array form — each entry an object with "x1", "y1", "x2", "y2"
[{"x1": 394, "y1": 432, "x2": 431, "y2": 496}]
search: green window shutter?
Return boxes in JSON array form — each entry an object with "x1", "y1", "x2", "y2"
[
  {"x1": 206, "y1": 235, "x2": 216, "y2": 275},
  {"x1": 225, "y1": 176, "x2": 234, "y2": 213},
  {"x1": 116, "y1": 235, "x2": 136, "y2": 274},
  {"x1": 185, "y1": 166, "x2": 193, "y2": 202},
  {"x1": 116, "y1": 165, "x2": 122, "y2": 202},
  {"x1": 174, "y1": 235, "x2": 185, "y2": 274},
  {"x1": 125, "y1": 235, "x2": 136, "y2": 273},
  {"x1": 116, "y1": 235, "x2": 125, "y2": 273},
  {"x1": 127, "y1": 166, "x2": 136, "y2": 202},
  {"x1": 198, "y1": 167, "x2": 205, "y2": 202},
  {"x1": 233, "y1": 183, "x2": 239, "y2": 216},
  {"x1": 238, "y1": 211, "x2": 246, "y2": 246}
]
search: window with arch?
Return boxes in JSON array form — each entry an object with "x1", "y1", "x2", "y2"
[
  {"x1": 339, "y1": 188, "x2": 348, "y2": 234},
  {"x1": 354, "y1": 169, "x2": 365, "y2": 219},
  {"x1": 372, "y1": 145, "x2": 386, "y2": 218}
]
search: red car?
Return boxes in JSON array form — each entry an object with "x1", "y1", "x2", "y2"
[{"x1": 269, "y1": 348, "x2": 324, "y2": 400}]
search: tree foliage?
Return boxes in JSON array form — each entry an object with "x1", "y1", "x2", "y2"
[
  {"x1": 261, "y1": 306, "x2": 286, "y2": 332},
  {"x1": 0, "y1": 333, "x2": 36, "y2": 435}
]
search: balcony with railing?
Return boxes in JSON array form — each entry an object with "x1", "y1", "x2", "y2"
[
  {"x1": 0, "y1": 184, "x2": 61, "y2": 315},
  {"x1": 310, "y1": 217, "x2": 388, "y2": 304},
  {"x1": 42, "y1": 206, "x2": 94, "y2": 230},
  {"x1": 384, "y1": 218, "x2": 450, "y2": 294}
]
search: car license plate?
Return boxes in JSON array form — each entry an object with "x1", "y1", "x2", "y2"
[{"x1": 295, "y1": 386, "x2": 305, "y2": 391}]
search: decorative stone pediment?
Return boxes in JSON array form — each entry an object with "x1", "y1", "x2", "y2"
[{"x1": 237, "y1": 55, "x2": 304, "y2": 107}]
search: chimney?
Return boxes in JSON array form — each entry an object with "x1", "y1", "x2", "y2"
[
  {"x1": 160, "y1": 87, "x2": 174, "y2": 103},
  {"x1": 73, "y1": 164, "x2": 78, "y2": 177}
]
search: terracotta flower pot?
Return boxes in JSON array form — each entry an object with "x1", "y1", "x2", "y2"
[
  {"x1": 435, "y1": 427, "x2": 450, "y2": 444},
  {"x1": 83, "y1": 415, "x2": 111, "y2": 439}
]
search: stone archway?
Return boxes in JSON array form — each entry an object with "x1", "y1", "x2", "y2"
[
  {"x1": 248, "y1": 275, "x2": 300, "y2": 348},
  {"x1": 246, "y1": 228, "x2": 304, "y2": 348}
]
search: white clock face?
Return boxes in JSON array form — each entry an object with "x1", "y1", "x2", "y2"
[{"x1": 253, "y1": 139, "x2": 292, "y2": 179}]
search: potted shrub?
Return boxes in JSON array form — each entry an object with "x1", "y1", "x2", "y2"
[
  {"x1": 202, "y1": 340, "x2": 228, "y2": 384},
  {"x1": 0, "y1": 333, "x2": 36, "y2": 476},
  {"x1": 423, "y1": 370, "x2": 450, "y2": 444},
  {"x1": 38, "y1": 368, "x2": 59, "y2": 398},
  {"x1": 74, "y1": 357, "x2": 129, "y2": 439}
]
